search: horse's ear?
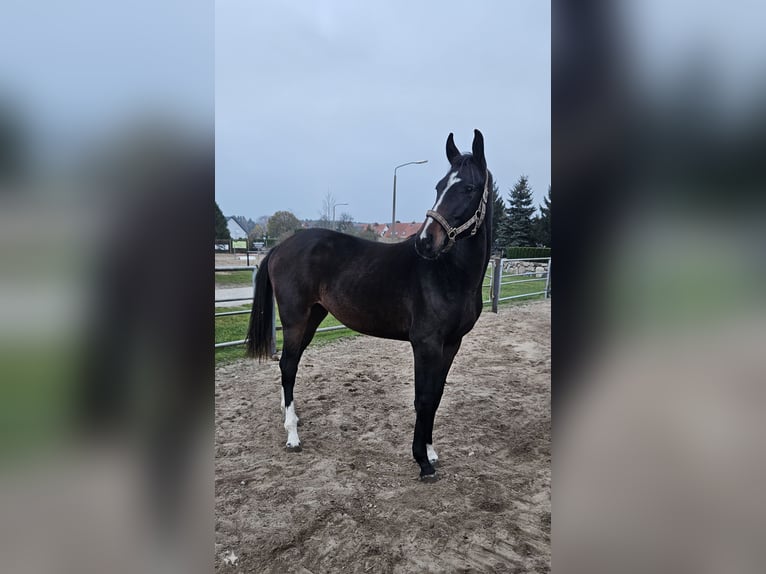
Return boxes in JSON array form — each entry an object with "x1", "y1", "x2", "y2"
[
  {"x1": 472, "y1": 129, "x2": 486, "y2": 169},
  {"x1": 446, "y1": 133, "x2": 460, "y2": 164}
]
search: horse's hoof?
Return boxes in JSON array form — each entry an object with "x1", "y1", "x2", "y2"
[
  {"x1": 419, "y1": 472, "x2": 439, "y2": 483},
  {"x1": 285, "y1": 444, "x2": 302, "y2": 452},
  {"x1": 419, "y1": 461, "x2": 437, "y2": 480}
]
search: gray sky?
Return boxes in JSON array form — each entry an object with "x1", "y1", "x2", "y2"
[
  {"x1": 1, "y1": 0, "x2": 212, "y2": 167},
  {"x1": 216, "y1": 0, "x2": 550, "y2": 225}
]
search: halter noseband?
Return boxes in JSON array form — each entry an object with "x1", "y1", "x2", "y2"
[{"x1": 425, "y1": 168, "x2": 489, "y2": 252}]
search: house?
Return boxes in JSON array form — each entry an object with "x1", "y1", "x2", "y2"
[
  {"x1": 367, "y1": 221, "x2": 423, "y2": 241},
  {"x1": 226, "y1": 217, "x2": 249, "y2": 240}
]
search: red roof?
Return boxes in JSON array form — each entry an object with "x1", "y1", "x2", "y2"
[{"x1": 367, "y1": 222, "x2": 422, "y2": 239}]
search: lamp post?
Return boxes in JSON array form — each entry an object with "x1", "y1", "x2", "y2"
[
  {"x1": 332, "y1": 202, "x2": 349, "y2": 231},
  {"x1": 391, "y1": 160, "x2": 428, "y2": 240}
]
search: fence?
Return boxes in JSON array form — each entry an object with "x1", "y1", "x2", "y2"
[
  {"x1": 483, "y1": 256, "x2": 551, "y2": 312},
  {"x1": 215, "y1": 257, "x2": 551, "y2": 350},
  {"x1": 214, "y1": 265, "x2": 345, "y2": 351}
]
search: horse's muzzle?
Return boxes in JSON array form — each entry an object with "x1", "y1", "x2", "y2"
[{"x1": 414, "y1": 222, "x2": 448, "y2": 260}]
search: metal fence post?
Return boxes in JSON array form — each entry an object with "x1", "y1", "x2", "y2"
[
  {"x1": 491, "y1": 257, "x2": 502, "y2": 313},
  {"x1": 544, "y1": 257, "x2": 551, "y2": 298}
]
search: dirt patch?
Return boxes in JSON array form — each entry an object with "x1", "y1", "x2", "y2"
[{"x1": 215, "y1": 300, "x2": 550, "y2": 573}]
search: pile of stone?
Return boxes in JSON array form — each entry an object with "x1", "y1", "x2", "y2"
[{"x1": 502, "y1": 259, "x2": 549, "y2": 278}]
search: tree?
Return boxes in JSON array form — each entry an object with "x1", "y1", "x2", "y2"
[
  {"x1": 490, "y1": 181, "x2": 508, "y2": 253},
  {"x1": 533, "y1": 185, "x2": 551, "y2": 247},
  {"x1": 503, "y1": 175, "x2": 536, "y2": 247},
  {"x1": 315, "y1": 191, "x2": 335, "y2": 229},
  {"x1": 215, "y1": 201, "x2": 230, "y2": 240},
  {"x1": 336, "y1": 212, "x2": 354, "y2": 233},
  {"x1": 0, "y1": 102, "x2": 28, "y2": 182},
  {"x1": 267, "y1": 210, "x2": 301, "y2": 243},
  {"x1": 247, "y1": 223, "x2": 266, "y2": 245},
  {"x1": 358, "y1": 224, "x2": 378, "y2": 241},
  {"x1": 316, "y1": 215, "x2": 332, "y2": 229}
]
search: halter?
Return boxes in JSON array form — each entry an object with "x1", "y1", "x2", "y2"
[{"x1": 425, "y1": 168, "x2": 489, "y2": 252}]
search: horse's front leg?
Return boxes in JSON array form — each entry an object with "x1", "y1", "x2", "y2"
[
  {"x1": 425, "y1": 338, "x2": 462, "y2": 466},
  {"x1": 411, "y1": 340, "x2": 444, "y2": 479}
]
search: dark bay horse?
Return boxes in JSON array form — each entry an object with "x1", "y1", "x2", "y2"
[{"x1": 246, "y1": 130, "x2": 493, "y2": 478}]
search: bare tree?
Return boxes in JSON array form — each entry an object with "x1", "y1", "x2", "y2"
[
  {"x1": 318, "y1": 191, "x2": 336, "y2": 229},
  {"x1": 336, "y1": 211, "x2": 354, "y2": 233}
]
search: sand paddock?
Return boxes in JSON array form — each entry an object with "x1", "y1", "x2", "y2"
[{"x1": 215, "y1": 300, "x2": 550, "y2": 573}]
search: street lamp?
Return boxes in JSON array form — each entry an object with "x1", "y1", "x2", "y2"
[
  {"x1": 392, "y1": 160, "x2": 428, "y2": 240},
  {"x1": 332, "y1": 202, "x2": 349, "y2": 231}
]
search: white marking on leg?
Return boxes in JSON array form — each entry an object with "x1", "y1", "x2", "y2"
[
  {"x1": 420, "y1": 171, "x2": 461, "y2": 239},
  {"x1": 284, "y1": 403, "x2": 300, "y2": 448},
  {"x1": 427, "y1": 443, "x2": 438, "y2": 463},
  {"x1": 280, "y1": 387, "x2": 285, "y2": 412}
]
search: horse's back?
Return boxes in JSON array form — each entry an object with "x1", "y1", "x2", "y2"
[
  {"x1": 271, "y1": 228, "x2": 413, "y2": 275},
  {"x1": 268, "y1": 229, "x2": 416, "y2": 339}
]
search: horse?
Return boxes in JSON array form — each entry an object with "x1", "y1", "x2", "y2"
[{"x1": 246, "y1": 129, "x2": 494, "y2": 479}]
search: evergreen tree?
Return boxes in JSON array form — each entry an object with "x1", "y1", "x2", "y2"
[
  {"x1": 533, "y1": 185, "x2": 551, "y2": 247},
  {"x1": 490, "y1": 181, "x2": 508, "y2": 253},
  {"x1": 504, "y1": 175, "x2": 536, "y2": 247},
  {"x1": 215, "y1": 201, "x2": 230, "y2": 240}
]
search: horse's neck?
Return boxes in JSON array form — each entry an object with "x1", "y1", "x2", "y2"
[{"x1": 451, "y1": 226, "x2": 491, "y2": 281}]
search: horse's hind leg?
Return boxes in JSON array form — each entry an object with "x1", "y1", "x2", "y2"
[{"x1": 279, "y1": 303, "x2": 328, "y2": 450}]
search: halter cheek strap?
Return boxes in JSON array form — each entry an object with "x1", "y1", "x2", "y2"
[{"x1": 425, "y1": 169, "x2": 489, "y2": 252}]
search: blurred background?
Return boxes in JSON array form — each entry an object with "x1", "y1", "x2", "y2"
[
  {"x1": 0, "y1": 1, "x2": 212, "y2": 573},
  {"x1": 554, "y1": 0, "x2": 766, "y2": 572},
  {"x1": 2, "y1": 0, "x2": 766, "y2": 572}
]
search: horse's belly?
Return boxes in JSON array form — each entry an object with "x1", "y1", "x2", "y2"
[{"x1": 323, "y1": 300, "x2": 410, "y2": 342}]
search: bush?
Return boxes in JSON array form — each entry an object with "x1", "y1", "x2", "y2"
[{"x1": 504, "y1": 246, "x2": 551, "y2": 259}]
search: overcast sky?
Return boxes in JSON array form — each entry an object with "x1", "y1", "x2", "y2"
[{"x1": 216, "y1": 0, "x2": 550, "y2": 225}]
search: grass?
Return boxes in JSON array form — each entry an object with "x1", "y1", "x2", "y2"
[
  {"x1": 215, "y1": 270, "x2": 256, "y2": 288},
  {"x1": 215, "y1": 305, "x2": 357, "y2": 364},
  {"x1": 215, "y1": 270, "x2": 548, "y2": 364},
  {"x1": 0, "y1": 345, "x2": 79, "y2": 456},
  {"x1": 482, "y1": 271, "x2": 549, "y2": 305}
]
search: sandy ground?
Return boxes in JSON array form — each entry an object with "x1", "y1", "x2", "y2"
[
  {"x1": 215, "y1": 253, "x2": 265, "y2": 269},
  {"x1": 215, "y1": 300, "x2": 550, "y2": 573}
]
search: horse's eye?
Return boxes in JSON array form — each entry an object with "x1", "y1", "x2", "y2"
[{"x1": 464, "y1": 185, "x2": 475, "y2": 193}]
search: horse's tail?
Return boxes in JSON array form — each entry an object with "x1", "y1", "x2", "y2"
[{"x1": 246, "y1": 250, "x2": 275, "y2": 361}]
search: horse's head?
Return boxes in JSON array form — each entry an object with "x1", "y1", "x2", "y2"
[{"x1": 415, "y1": 129, "x2": 491, "y2": 260}]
